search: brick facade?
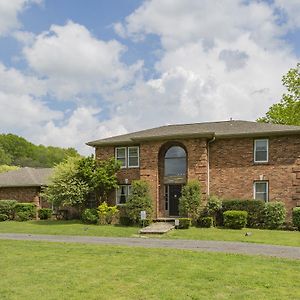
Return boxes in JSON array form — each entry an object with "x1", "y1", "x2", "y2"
[
  {"x1": 95, "y1": 134, "x2": 300, "y2": 219},
  {"x1": 0, "y1": 186, "x2": 41, "y2": 207}
]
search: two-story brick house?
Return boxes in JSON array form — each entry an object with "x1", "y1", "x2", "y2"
[{"x1": 87, "y1": 120, "x2": 300, "y2": 219}]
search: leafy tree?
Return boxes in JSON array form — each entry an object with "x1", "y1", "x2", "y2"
[
  {"x1": 179, "y1": 180, "x2": 202, "y2": 222},
  {"x1": 43, "y1": 156, "x2": 120, "y2": 211},
  {"x1": 258, "y1": 63, "x2": 300, "y2": 125},
  {"x1": 0, "y1": 147, "x2": 12, "y2": 165},
  {"x1": 126, "y1": 180, "x2": 153, "y2": 224},
  {"x1": 0, "y1": 165, "x2": 19, "y2": 173},
  {"x1": 0, "y1": 133, "x2": 80, "y2": 167}
]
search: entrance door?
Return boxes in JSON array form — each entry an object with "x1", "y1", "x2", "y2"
[{"x1": 168, "y1": 184, "x2": 182, "y2": 216}]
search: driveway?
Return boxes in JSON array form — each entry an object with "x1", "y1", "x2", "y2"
[{"x1": 0, "y1": 233, "x2": 299, "y2": 259}]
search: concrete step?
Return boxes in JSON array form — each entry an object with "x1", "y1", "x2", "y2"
[{"x1": 139, "y1": 222, "x2": 175, "y2": 234}]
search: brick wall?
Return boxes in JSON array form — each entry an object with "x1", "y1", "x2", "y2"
[
  {"x1": 0, "y1": 186, "x2": 41, "y2": 207},
  {"x1": 209, "y1": 135, "x2": 300, "y2": 216}
]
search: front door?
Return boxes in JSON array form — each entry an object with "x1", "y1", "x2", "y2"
[{"x1": 168, "y1": 184, "x2": 182, "y2": 216}]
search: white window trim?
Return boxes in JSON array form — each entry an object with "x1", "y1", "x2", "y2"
[
  {"x1": 116, "y1": 185, "x2": 131, "y2": 205},
  {"x1": 253, "y1": 181, "x2": 269, "y2": 202},
  {"x1": 115, "y1": 147, "x2": 127, "y2": 169},
  {"x1": 128, "y1": 146, "x2": 140, "y2": 168},
  {"x1": 254, "y1": 139, "x2": 269, "y2": 163}
]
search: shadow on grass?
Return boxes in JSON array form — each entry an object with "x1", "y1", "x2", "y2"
[{"x1": 30, "y1": 220, "x2": 83, "y2": 226}]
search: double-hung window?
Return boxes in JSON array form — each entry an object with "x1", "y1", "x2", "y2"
[
  {"x1": 115, "y1": 147, "x2": 127, "y2": 168},
  {"x1": 254, "y1": 181, "x2": 268, "y2": 202},
  {"x1": 115, "y1": 146, "x2": 139, "y2": 168},
  {"x1": 116, "y1": 185, "x2": 131, "y2": 205},
  {"x1": 254, "y1": 139, "x2": 268, "y2": 163}
]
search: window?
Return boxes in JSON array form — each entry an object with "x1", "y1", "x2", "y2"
[
  {"x1": 164, "y1": 146, "x2": 186, "y2": 177},
  {"x1": 116, "y1": 185, "x2": 131, "y2": 205},
  {"x1": 115, "y1": 147, "x2": 126, "y2": 168},
  {"x1": 254, "y1": 139, "x2": 268, "y2": 163},
  {"x1": 115, "y1": 146, "x2": 139, "y2": 168},
  {"x1": 254, "y1": 181, "x2": 268, "y2": 202},
  {"x1": 128, "y1": 146, "x2": 139, "y2": 168}
]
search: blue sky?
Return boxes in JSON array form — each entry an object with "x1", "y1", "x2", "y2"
[{"x1": 0, "y1": 0, "x2": 299, "y2": 154}]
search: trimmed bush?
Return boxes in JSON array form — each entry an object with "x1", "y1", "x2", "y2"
[
  {"x1": 198, "y1": 216, "x2": 213, "y2": 228},
  {"x1": 126, "y1": 180, "x2": 153, "y2": 224},
  {"x1": 98, "y1": 202, "x2": 119, "y2": 225},
  {"x1": 292, "y1": 207, "x2": 300, "y2": 230},
  {"x1": 176, "y1": 218, "x2": 191, "y2": 229},
  {"x1": 179, "y1": 180, "x2": 202, "y2": 223},
  {"x1": 222, "y1": 200, "x2": 264, "y2": 228},
  {"x1": 223, "y1": 210, "x2": 248, "y2": 229},
  {"x1": 206, "y1": 195, "x2": 222, "y2": 225},
  {"x1": 14, "y1": 203, "x2": 36, "y2": 220},
  {"x1": 0, "y1": 200, "x2": 17, "y2": 220},
  {"x1": 81, "y1": 208, "x2": 98, "y2": 224},
  {"x1": 38, "y1": 208, "x2": 53, "y2": 220},
  {"x1": 0, "y1": 213, "x2": 8, "y2": 221},
  {"x1": 15, "y1": 211, "x2": 32, "y2": 221},
  {"x1": 263, "y1": 202, "x2": 286, "y2": 229},
  {"x1": 139, "y1": 219, "x2": 151, "y2": 227}
]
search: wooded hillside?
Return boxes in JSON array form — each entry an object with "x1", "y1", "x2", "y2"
[{"x1": 0, "y1": 134, "x2": 79, "y2": 168}]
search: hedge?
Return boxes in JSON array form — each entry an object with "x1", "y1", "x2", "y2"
[
  {"x1": 38, "y1": 208, "x2": 53, "y2": 220},
  {"x1": 222, "y1": 200, "x2": 264, "y2": 227},
  {"x1": 176, "y1": 218, "x2": 191, "y2": 229},
  {"x1": 14, "y1": 203, "x2": 36, "y2": 221},
  {"x1": 223, "y1": 210, "x2": 248, "y2": 229},
  {"x1": 263, "y1": 202, "x2": 286, "y2": 229},
  {"x1": 0, "y1": 200, "x2": 17, "y2": 220},
  {"x1": 292, "y1": 207, "x2": 300, "y2": 230},
  {"x1": 198, "y1": 216, "x2": 214, "y2": 228}
]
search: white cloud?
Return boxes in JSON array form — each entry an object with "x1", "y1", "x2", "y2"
[
  {"x1": 0, "y1": 0, "x2": 41, "y2": 36},
  {"x1": 23, "y1": 21, "x2": 143, "y2": 100}
]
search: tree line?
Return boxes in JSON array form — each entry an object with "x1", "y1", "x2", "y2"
[{"x1": 0, "y1": 133, "x2": 79, "y2": 168}]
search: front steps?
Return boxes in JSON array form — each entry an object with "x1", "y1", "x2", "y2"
[{"x1": 139, "y1": 222, "x2": 174, "y2": 234}]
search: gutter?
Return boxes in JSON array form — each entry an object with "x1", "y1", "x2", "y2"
[{"x1": 207, "y1": 135, "x2": 216, "y2": 196}]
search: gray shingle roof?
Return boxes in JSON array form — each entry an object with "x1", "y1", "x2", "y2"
[
  {"x1": 87, "y1": 120, "x2": 300, "y2": 146},
  {"x1": 0, "y1": 167, "x2": 53, "y2": 187}
]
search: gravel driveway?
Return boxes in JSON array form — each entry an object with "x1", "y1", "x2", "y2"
[{"x1": 1, "y1": 233, "x2": 299, "y2": 260}]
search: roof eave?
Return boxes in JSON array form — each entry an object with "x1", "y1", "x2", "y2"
[{"x1": 216, "y1": 130, "x2": 300, "y2": 139}]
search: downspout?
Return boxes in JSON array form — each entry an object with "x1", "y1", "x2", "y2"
[{"x1": 207, "y1": 135, "x2": 216, "y2": 196}]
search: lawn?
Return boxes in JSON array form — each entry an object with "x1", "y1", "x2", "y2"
[
  {"x1": 0, "y1": 220, "x2": 299, "y2": 247},
  {"x1": 0, "y1": 240, "x2": 299, "y2": 300}
]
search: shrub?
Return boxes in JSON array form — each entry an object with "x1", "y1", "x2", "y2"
[
  {"x1": 179, "y1": 180, "x2": 202, "y2": 223},
  {"x1": 206, "y1": 195, "x2": 222, "y2": 225},
  {"x1": 126, "y1": 180, "x2": 153, "y2": 224},
  {"x1": 14, "y1": 203, "x2": 36, "y2": 220},
  {"x1": 223, "y1": 210, "x2": 248, "y2": 229},
  {"x1": 263, "y1": 202, "x2": 286, "y2": 229},
  {"x1": 292, "y1": 207, "x2": 300, "y2": 230},
  {"x1": 198, "y1": 216, "x2": 213, "y2": 228},
  {"x1": 98, "y1": 202, "x2": 119, "y2": 225},
  {"x1": 222, "y1": 200, "x2": 264, "y2": 228},
  {"x1": 0, "y1": 200, "x2": 17, "y2": 220},
  {"x1": 176, "y1": 218, "x2": 191, "y2": 229},
  {"x1": 15, "y1": 211, "x2": 32, "y2": 221},
  {"x1": 0, "y1": 213, "x2": 8, "y2": 221},
  {"x1": 81, "y1": 208, "x2": 98, "y2": 224},
  {"x1": 38, "y1": 208, "x2": 53, "y2": 220},
  {"x1": 139, "y1": 219, "x2": 151, "y2": 227},
  {"x1": 119, "y1": 216, "x2": 132, "y2": 226}
]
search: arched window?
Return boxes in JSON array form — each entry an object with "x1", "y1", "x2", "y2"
[{"x1": 164, "y1": 146, "x2": 186, "y2": 177}]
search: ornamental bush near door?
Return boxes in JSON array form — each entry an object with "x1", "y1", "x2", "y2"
[
  {"x1": 198, "y1": 216, "x2": 214, "y2": 228},
  {"x1": 223, "y1": 210, "x2": 248, "y2": 229},
  {"x1": 0, "y1": 200, "x2": 17, "y2": 220}
]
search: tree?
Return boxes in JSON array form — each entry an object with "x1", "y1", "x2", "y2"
[
  {"x1": 258, "y1": 63, "x2": 300, "y2": 125},
  {"x1": 43, "y1": 156, "x2": 120, "y2": 211},
  {"x1": 126, "y1": 180, "x2": 153, "y2": 224},
  {"x1": 179, "y1": 180, "x2": 202, "y2": 222},
  {"x1": 0, "y1": 147, "x2": 12, "y2": 165}
]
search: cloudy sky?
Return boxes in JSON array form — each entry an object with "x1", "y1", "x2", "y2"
[{"x1": 0, "y1": 0, "x2": 299, "y2": 154}]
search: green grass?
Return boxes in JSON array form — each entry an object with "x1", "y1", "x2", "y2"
[
  {"x1": 0, "y1": 240, "x2": 299, "y2": 300},
  {"x1": 165, "y1": 227, "x2": 300, "y2": 247},
  {"x1": 0, "y1": 220, "x2": 299, "y2": 247}
]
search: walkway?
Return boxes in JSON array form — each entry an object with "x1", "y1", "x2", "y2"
[{"x1": 0, "y1": 233, "x2": 299, "y2": 260}]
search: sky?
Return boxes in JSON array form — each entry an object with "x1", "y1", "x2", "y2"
[{"x1": 0, "y1": 0, "x2": 299, "y2": 154}]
